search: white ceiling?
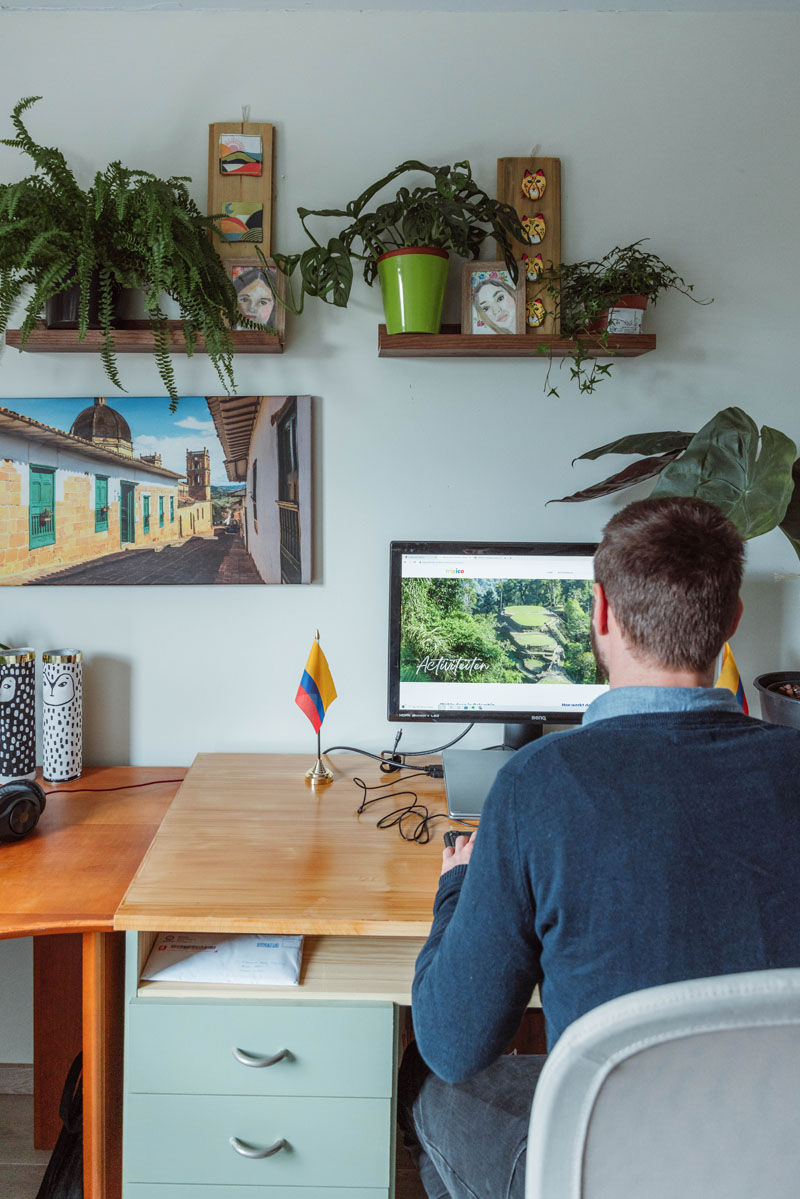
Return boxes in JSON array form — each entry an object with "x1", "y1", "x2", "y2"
[{"x1": 1, "y1": 0, "x2": 797, "y2": 12}]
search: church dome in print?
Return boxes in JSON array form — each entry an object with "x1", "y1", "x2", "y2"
[{"x1": 70, "y1": 397, "x2": 134, "y2": 457}]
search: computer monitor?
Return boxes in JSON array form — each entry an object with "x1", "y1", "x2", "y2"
[{"x1": 387, "y1": 541, "x2": 608, "y2": 816}]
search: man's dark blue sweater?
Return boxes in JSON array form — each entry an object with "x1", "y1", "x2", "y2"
[{"x1": 412, "y1": 687, "x2": 800, "y2": 1084}]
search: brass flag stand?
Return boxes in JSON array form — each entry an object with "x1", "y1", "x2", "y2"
[
  {"x1": 306, "y1": 728, "x2": 333, "y2": 784},
  {"x1": 297, "y1": 630, "x2": 337, "y2": 784}
]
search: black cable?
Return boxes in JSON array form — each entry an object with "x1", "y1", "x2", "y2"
[
  {"x1": 353, "y1": 774, "x2": 476, "y2": 844},
  {"x1": 323, "y1": 723, "x2": 475, "y2": 775},
  {"x1": 45, "y1": 778, "x2": 185, "y2": 796},
  {"x1": 398, "y1": 724, "x2": 475, "y2": 756},
  {"x1": 321, "y1": 744, "x2": 437, "y2": 772}
]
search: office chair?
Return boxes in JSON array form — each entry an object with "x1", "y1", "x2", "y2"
[{"x1": 525, "y1": 968, "x2": 800, "y2": 1199}]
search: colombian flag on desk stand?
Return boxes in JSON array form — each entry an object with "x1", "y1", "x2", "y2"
[
  {"x1": 715, "y1": 642, "x2": 749, "y2": 714},
  {"x1": 296, "y1": 632, "x2": 337, "y2": 782}
]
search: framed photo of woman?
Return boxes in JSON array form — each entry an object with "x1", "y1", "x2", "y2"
[
  {"x1": 227, "y1": 258, "x2": 286, "y2": 339},
  {"x1": 461, "y1": 261, "x2": 525, "y2": 335}
]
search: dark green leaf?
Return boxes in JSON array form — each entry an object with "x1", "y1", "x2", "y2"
[
  {"x1": 573, "y1": 430, "x2": 694, "y2": 464},
  {"x1": 651, "y1": 407, "x2": 797, "y2": 539},
  {"x1": 778, "y1": 456, "x2": 800, "y2": 562},
  {"x1": 548, "y1": 451, "x2": 684, "y2": 504}
]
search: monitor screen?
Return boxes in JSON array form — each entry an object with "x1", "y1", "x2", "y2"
[{"x1": 388, "y1": 541, "x2": 608, "y2": 727}]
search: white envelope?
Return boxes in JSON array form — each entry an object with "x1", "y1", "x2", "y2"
[{"x1": 142, "y1": 932, "x2": 303, "y2": 985}]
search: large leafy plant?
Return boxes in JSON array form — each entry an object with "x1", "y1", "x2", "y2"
[
  {"x1": 273, "y1": 159, "x2": 528, "y2": 311},
  {"x1": 551, "y1": 407, "x2": 800, "y2": 559},
  {"x1": 540, "y1": 241, "x2": 712, "y2": 397},
  {"x1": 0, "y1": 96, "x2": 244, "y2": 409}
]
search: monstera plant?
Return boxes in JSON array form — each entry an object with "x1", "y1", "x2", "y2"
[
  {"x1": 272, "y1": 158, "x2": 528, "y2": 331},
  {"x1": 551, "y1": 407, "x2": 800, "y2": 559}
]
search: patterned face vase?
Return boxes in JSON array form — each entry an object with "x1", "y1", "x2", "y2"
[
  {"x1": 42, "y1": 651, "x2": 83, "y2": 783},
  {"x1": 0, "y1": 648, "x2": 36, "y2": 783}
]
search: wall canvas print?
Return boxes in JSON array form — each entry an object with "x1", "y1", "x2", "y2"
[
  {"x1": 461, "y1": 261, "x2": 525, "y2": 335},
  {"x1": 228, "y1": 259, "x2": 286, "y2": 338},
  {"x1": 220, "y1": 200, "x2": 263, "y2": 242},
  {"x1": 0, "y1": 395, "x2": 312, "y2": 586},
  {"x1": 219, "y1": 134, "x2": 263, "y2": 176}
]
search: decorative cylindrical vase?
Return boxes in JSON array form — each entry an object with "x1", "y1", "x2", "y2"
[
  {"x1": 42, "y1": 650, "x2": 83, "y2": 783},
  {"x1": 0, "y1": 648, "x2": 37, "y2": 784}
]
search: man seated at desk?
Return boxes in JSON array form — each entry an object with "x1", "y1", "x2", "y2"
[{"x1": 399, "y1": 496, "x2": 800, "y2": 1199}]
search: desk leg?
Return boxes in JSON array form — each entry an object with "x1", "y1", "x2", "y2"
[
  {"x1": 33, "y1": 934, "x2": 82, "y2": 1149},
  {"x1": 82, "y1": 931, "x2": 125, "y2": 1199}
]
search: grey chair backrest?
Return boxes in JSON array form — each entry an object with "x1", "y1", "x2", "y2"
[{"x1": 526, "y1": 969, "x2": 800, "y2": 1199}]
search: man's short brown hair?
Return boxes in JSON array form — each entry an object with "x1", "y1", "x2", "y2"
[{"x1": 593, "y1": 496, "x2": 744, "y2": 671}]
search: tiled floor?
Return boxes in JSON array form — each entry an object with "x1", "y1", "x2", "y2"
[
  {"x1": 0, "y1": 1095, "x2": 50, "y2": 1199},
  {"x1": 0, "y1": 1091, "x2": 425, "y2": 1199}
]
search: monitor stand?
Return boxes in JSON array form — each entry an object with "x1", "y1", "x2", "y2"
[{"x1": 442, "y1": 723, "x2": 544, "y2": 820}]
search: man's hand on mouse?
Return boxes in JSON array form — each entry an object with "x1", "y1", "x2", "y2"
[{"x1": 441, "y1": 831, "x2": 476, "y2": 876}]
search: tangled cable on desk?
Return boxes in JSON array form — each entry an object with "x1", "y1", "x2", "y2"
[{"x1": 353, "y1": 773, "x2": 475, "y2": 844}]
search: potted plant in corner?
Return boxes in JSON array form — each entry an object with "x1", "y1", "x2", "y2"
[
  {"x1": 550, "y1": 405, "x2": 800, "y2": 724},
  {"x1": 272, "y1": 159, "x2": 528, "y2": 334},
  {"x1": 0, "y1": 96, "x2": 253, "y2": 410},
  {"x1": 539, "y1": 240, "x2": 712, "y2": 396}
]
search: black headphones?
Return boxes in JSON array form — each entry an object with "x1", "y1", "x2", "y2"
[{"x1": 0, "y1": 779, "x2": 46, "y2": 842}]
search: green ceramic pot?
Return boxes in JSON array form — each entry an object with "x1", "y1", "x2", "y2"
[{"x1": 377, "y1": 247, "x2": 449, "y2": 334}]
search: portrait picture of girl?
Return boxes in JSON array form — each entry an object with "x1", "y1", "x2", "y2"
[
  {"x1": 462, "y1": 262, "x2": 525, "y2": 335},
  {"x1": 229, "y1": 259, "x2": 285, "y2": 338}
]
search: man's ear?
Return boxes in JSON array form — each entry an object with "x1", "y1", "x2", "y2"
[
  {"x1": 729, "y1": 596, "x2": 743, "y2": 638},
  {"x1": 594, "y1": 580, "x2": 614, "y2": 637},
  {"x1": 592, "y1": 582, "x2": 610, "y2": 635}
]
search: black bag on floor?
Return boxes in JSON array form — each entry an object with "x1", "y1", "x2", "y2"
[{"x1": 35, "y1": 1052, "x2": 83, "y2": 1199}]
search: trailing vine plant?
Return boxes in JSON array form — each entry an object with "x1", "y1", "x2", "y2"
[
  {"x1": 537, "y1": 241, "x2": 712, "y2": 397},
  {"x1": 0, "y1": 96, "x2": 254, "y2": 410}
]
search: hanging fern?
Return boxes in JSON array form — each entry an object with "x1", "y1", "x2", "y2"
[{"x1": 0, "y1": 96, "x2": 244, "y2": 408}]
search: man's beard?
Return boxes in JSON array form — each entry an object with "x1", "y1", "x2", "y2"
[{"x1": 590, "y1": 623, "x2": 609, "y2": 685}]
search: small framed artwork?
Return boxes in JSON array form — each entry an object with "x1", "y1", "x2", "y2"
[
  {"x1": 227, "y1": 258, "x2": 286, "y2": 339},
  {"x1": 219, "y1": 133, "x2": 263, "y2": 177},
  {"x1": 461, "y1": 261, "x2": 525, "y2": 334},
  {"x1": 208, "y1": 120, "x2": 275, "y2": 262}
]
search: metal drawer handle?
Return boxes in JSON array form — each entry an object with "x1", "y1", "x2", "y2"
[
  {"x1": 230, "y1": 1135, "x2": 289, "y2": 1159},
  {"x1": 232, "y1": 1046, "x2": 291, "y2": 1068}
]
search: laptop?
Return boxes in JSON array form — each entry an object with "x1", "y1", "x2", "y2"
[{"x1": 442, "y1": 748, "x2": 515, "y2": 820}]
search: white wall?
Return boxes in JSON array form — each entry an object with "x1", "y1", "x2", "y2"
[{"x1": 1, "y1": 9, "x2": 799, "y2": 1058}]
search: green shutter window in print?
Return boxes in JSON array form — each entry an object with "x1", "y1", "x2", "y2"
[
  {"x1": 29, "y1": 466, "x2": 56, "y2": 549},
  {"x1": 2, "y1": 396, "x2": 313, "y2": 585},
  {"x1": 95, "y1": 476, "x2": 109, "y2": 532},
  {"x1": 120, "y1": 482, "x2": 135, "y2": 545}
]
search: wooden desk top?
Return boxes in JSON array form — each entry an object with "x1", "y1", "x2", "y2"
[
  {"x1": 0, "y1": 767, "x2": 184, "y2": 938},
  {"x1": 114, "y1": 753, "x2": 455, "y2": 936}
]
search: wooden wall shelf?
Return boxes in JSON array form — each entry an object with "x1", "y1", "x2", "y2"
[
  {"x1": 378, "y1": 323, "x2": 656, "y2": 359},
  {"x1": 5, "y1": 320, "x2": 283, "y2": 355}
]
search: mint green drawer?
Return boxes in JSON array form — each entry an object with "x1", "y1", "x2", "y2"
[
  {"x1": 127, "y1": 1000, "x2": 394, "y2": 1097},
  {"x1": 124, "y1": 1094, "x2": 392, "y2": 1188},
  {"x1": 124, "y1": 1188, "x2": 388, "y2": 1197}
]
